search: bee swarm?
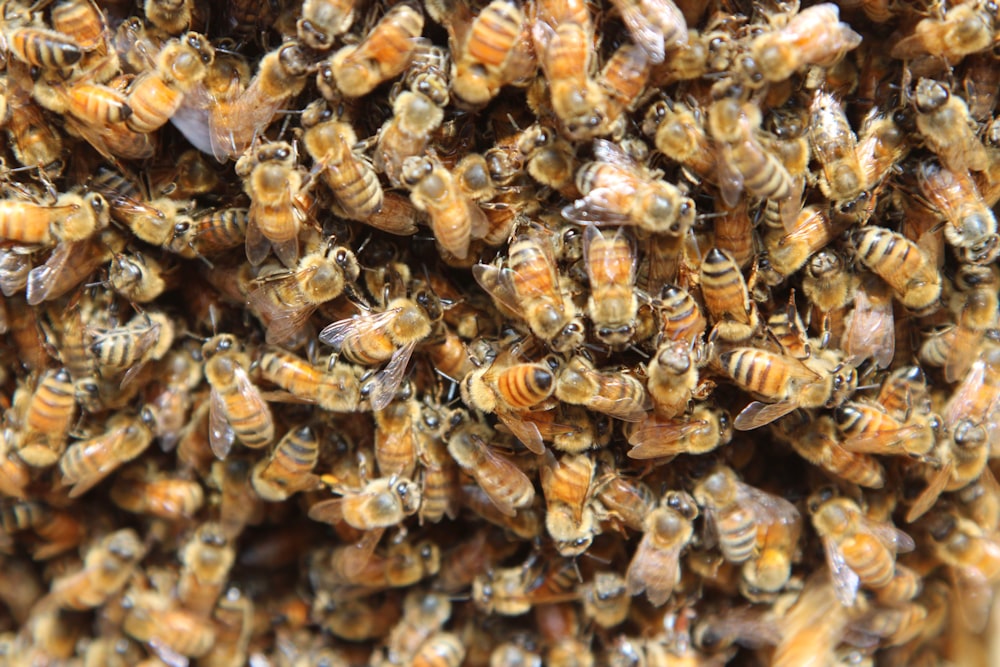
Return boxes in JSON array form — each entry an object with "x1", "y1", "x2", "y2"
[{"x1": 1, "y1": 0, "x2": 1000, "y2": 665}]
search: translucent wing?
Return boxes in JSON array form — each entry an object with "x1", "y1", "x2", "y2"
[
  {"x1": 337, "y1": 528, "x2": 385, "y2": 578},
  {"x1": 366, "y1": 341, "x2": 416, "y2": 411},
  {"x1": 843, "y1": 280, "x2": 894, "y2": 369},
  {"x1": 626, "y1": 531, "x2": 681, "y2": 606},
  {"x1": 904, "y1": 461, "x2": 953, "y2": 524},
  {"x1": 561, "y1": 188, "x2": 634, "y2": 226},
  {"x1": 472, "y1": 263, "x2": 523, "y2": 318},
  {"x1": 208, "y1": 388, "x2": 236, "y2": 460},
  {"x1": 823, "y1": 535, "x2": 860, "y2": 607},
  {"x1": 496, "y1": 409, "x2": 545, "y2": 455},
  {"x1": 319, "y1": 309, "x2": 400, "y2": 350},
  {"x1": 626, "y1": 416, "x2": 707, "y2": 459},
  {"x1": 308, "y1": 496, "x2": 345, "y2": 525},
  {"x1": 616, "y1": 1, "x2": 665, "y2": 64},
  {"x1": 733, "y1": 400, "x2": 799, "y2": 431},
  {"x1": 244, "y1": 218, "x2": 271, "y2": 267}
]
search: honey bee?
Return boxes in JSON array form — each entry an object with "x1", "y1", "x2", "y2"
[
  {"x1": 1, "y1": 15, "x2": 83, "y2": 72},
  {"x1": 29, "y1": 72, "x2": 132, "y2": 127},
  {"x1": 380, "y1": 590, "x2": 452, "y2": 663},
  {"x1": 123, "y1": 588, "x2": 216, "y2": 662},
  {"x1": 915, "y1": 160, "x2": 998, "y2": 263},
  {"x1": 809, "y1": 90, "x2": 867, "y2": 204},
  {"x1": 374, "y1": 88, "x2": 446, "y2": 187},
  {"x1": 761, "y1": 205, "x2": 839, "y2": 279},
  {"x1": 58, "y1": 410, "x2": 155, "y2": 498},
  {"x1": 625, "y1": 404, "x2": 731, "y2": 459},
  {"x1": 0, "y1": 501, "x2": 84, "y2": 559},
  {"x1": 37, "y1": 528, "x2": 146, "y2": 611},
  {"x1": 177, "y1": 207, "x2": 249, "y2": 257},
  {"x1": 251, "y1": 425, "x2": 321, "y2": 502},
  {"x1": 177, "y1": 522, "x2": 234, "y2": 617},
  {"x1": 297, "y1": 0, "x2": 357, "y2": 49},
  {"x1": 126, "y1": 32, "x2": 213, "y2": 134},
  {"x1": 320, "y1": 537, "x2": 440, "y2": 592},
  {"x1": 448, "y1": 420, "x2": 536, "y2": 516},
  {"x1": 926, "y1": 265, "x2": 1000, "y2": 382},
  {"x1": 592, "y1": 454, "x2": 656, "y2": 532},
  {"x1": 472, "y1": 557, "x2": 578, "y2": 616},
  {"x1": 202, "y1": 587, "x2": 253, "y2": 667},
  {"x1": 840, "y1": 272, "x2": 895, "y2": 369},
  {"x1": 564, "y1": 139, "x2": 695, "y2": 235},
  {"x1": 890, "y1": 0, "x2": 994, "y2": 61},
  {"x1": 209, "y1": 42, "x2": 309, "y2": 161},
  {"x1": 772, "y1": 572, "x2": 852, "y2": 667},
  {"x1": 626, "y1": 490, "x2": 698, "y2": 606},
  {"x1": 202, "y1": 334, "x2": 274, "y2": 459},
  {"x1": 401, "y1": 154, "x2": 488, "y2": 260},
  {"x1": 856, "y1": 110, "x2": 909, "y2": 191},
  {"x1": 912, "y1": 78, "x2": 988, "y2": 174},
  {"x1": 451, "y1": 0, "x2": 533, "y2": 106},
  {"x1": 409, "y1": 632, "x2": 465, "y2": 667},
  {"x1": 211, "y1": 456, "x2": 264, "y2": 539},
  {"x1": 808, "y1": 491, "x2": 916, "y2": 606},
  {"x1": 11, "y1": 367, "x2": 75, "y2": 467},
  {"x1": 474, "y1": 229, "x2": 584, "y2": 352},
  {"x1": 328, "y1": 3, "x2": 424, "y2": 98},
  {"x1": 90, "y1": 311, "x2": 175, "y2": 387},
  {"x1": 850, "y1": 226, "x2": 942, "y2": 314},
  {"x1": 580, "y1": 225, "x2": 638, "y2": 346},
  {"x1": 927, "y1": 510, "x2": 1000, "y2": 585},
  {"x1": 699, "y1": 247, "x2": 759, "y2": 342},
  {"x1": 607, "y1": 0, "x2": 685, "y2": 65},
  {"x1": 643, "y1": 99, "x2": 716, "y2": 184},
  {"x1": 0, "y1": 190, "x2": 108, "y2": 246},
  {"x1": 944, "y1": 338, "x2": 1000, "y2": 454},
  {"x1": 777, "y1": 412, "x2": 885, "y2": 489},
  {"x1": 554, "y1": 354, "x2": 649, "y2": 422},
  {"x1": 579, "y1": 571, "x2": 629, "y2": 628},
  {"x1": 109, "y1": 463, "x2": 205, "y2": 520},
  {"x1": 107, "y1": 251, "x2": 170, "y2": 304},
  {"x1": 5, "y1": 83, "x2": 64, "y2": 171},
  {"x1": 239, "y1": 140, "x2": 306, "y2": 267},
  {"x1": 260, "y1": 347, "x2": 365, "y2": 413},
  {"x1": 653, "y1": 283, "x2": 706, "y2": 346},
  {"x1": 144, "y1": 0, "x2": 193, "y2": 33},
  {"x1": 749, "y1": 3, "x2": 862, "y2": 83},
  {"x1": 540, "y1": 450, "x2": 597, "y2": 555}
]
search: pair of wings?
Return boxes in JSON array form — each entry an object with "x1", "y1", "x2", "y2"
[
  {"x1": 208, "y1": 364, "x2": 272, "y2": 460},
  {"x1": 822, "y1": 515, "x2": 915, "y2": 608}
]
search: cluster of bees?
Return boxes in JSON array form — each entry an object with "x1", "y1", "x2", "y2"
[{"x1": 0, "y1": 0, "x2": 1000, "y2": 664}]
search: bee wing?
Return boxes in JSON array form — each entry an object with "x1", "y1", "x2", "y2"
[
  {"x1": 472, "y1": 263, "x2": 522, "y2": 316},
  {"x1": 319, "y1": 309, "x2": 401, "y2": 350},
  {"x1": 625, "y1": 532, "x2": 680, "y2": 606},
  {"x1": 944, "y1": 331, "x2": 985, "y2": 384},
  {"x1": 943, "y1": 359, "x2": 989, "y2": 426},
  {"x1": 863, "y1": 515, "x2": 915, "y2": 554},
  {"x1": 496, "y1": 409, "x2": 546, "y2": 455},
  {"x1": 26, "y1": 241, "x2": 78, "y2": 306},
  {"x1": 736, "y1": 482, "x2": 801, "y2": 526},
  {"x1": 733, "y1": 400, "x2": 799, "y2": 431},
  {"x1": 591, "y1": 138, "x2": 640, "y2": 170},
  {"x1": 822, "y1": 535, "x2": 860, "y2": 608},
  {"x1": 951, "y1": 565, "x2": 994, "y2": 634},
  {"x1": 338, "y1": 528, "x2": 385, "y2": 578},
  {"x1": 904, "y1": 460, "x2": 953, "y2": 524},
  {"x1": 717, "y1": 144, "x2": 745, "y2": 208},
  {"x1": 475, "y1": 441, "x2": 534, "y2": 517},
  {"x1": 248, "y1": 270, "x2": 318, "y2": 345},
  {"x1": 366, "y1": 341, "x2": 416, "y2": 411},
  {"x1": 65, "y1": 431, "x2": 129, "y2": 498},
  {"x1": 588, "y1": 390, "x2": 651, "y2": 422},
  {"x1": 843, "y1": 283, "x2": 894, "y2": 369},
  {"x1": 244, "y1": 218, "x2": 271, "y2": 267},
  {"x1": 148, "y1": 638, "x2": 191, "y2": 667},
  {"x1": 208, "y1": 388, "x2": 236, "y2": 461},
  {"x1": 838, "y1": 424, "x2": 924, "y2": 455},
  {"x1": 626, "y1": 416, "x2": 708, "y2": 458},
  {"x1": 616, "y1": 0, "x2": 665, "y2": 64},
  {"x1": 561, "y1": 188, "x2": 634, "y2": 226}
]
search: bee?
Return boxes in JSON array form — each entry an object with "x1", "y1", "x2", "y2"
[
  {"x1": 374, "y1": 87, "x2": 446, "y2": 187},
  {"x1": 773, "y1": 573, "x2": 852, "y2": 667},
  {"x1": 251, "y1": 425, "x2": 321, "y2": 502},
  {"x1": 122, "y1": 588, "x2": 216, "y2": 663},
  {"x1": 540, "y1": 450, "x2": 597, "y2": 555},
  {"x1": 924, "y1": 265, "x2": 1000, "y2": 382},
  {"x1": 177, "y1": 522, "x2": 235, "y2": 617},
  {"x1": 58, "y1": 410, "x2": 155, "y2": 498},
  {"x1": 841, "y1": 272, "x2": 895, "y2": 370},
  {"x1": 260, "y1": 348, "x2": 365, "y2": 413},
  {"x1": 319, "y1": 537, "x2": 440, "y2": 592},
  {"x1": 319, "y1": 296, "x2": 434, "y2": 410},
  {"x1": 802, "y1": 249, "x2": 853, "y2": 332},
  {"x1": 720, "y1": 347, "x2": 857, "y2": 430},
  {"x1": 579, "y1": 572, "x2": 629, "y2": 628},
  {"x1": 210, "y1": 41, "x2": 309, "y2": 161},
  {"x1": 447, "y1": 420, "x2": 535, "y2": 517},
  {"x1": 12, "y1": 368, "x2": 75, "y2": 467},
  {"x1": 409, "y1": 632, "x2": 465, "y2": 667},
  {"x1": 580, "y1": 225, "x2": 638, "y2": 346},
  {"x1": 856, "y1": 110, "x2": 910, "y2": 191},
  {"x1": 890, "y1": 0, "x2": 994, "y2": 61},
  {"x1": 0, "y1": 190, "x2": 108, "y2": 246},
  {"x1": 776, "y1": 412, "x2": 885, "y2": 489},
  {"x1": 606, "y1": 0, "x2": 685, "y2": 65},
  {"x1": 472, "y1": 557, "x2": 578, "y2": 616},
  {"x1": 126, "y1": 32, "x2": 214, "y2": 134},
  {"x1": 90, "y1": 311, "x2": 175, "y2": 387},
  {"x1": 239, "y1": 140, "x2": 307, "y2": 267},
  {"x1": 653, "y1": 283, "x2": 706, "y2": 346},
  {"x1": 626, "y1": 491, "x2": 698, "y2": 606},
  {"x1": 202, "y1": 334, "x2": 274, "y2": 459},
  {"x1": 699, "y1": 247, "x2": 759, "y2": 342},
  {"x1": 107, "y1": 251, "x2": 170, "y2": 304},
  {"x1": 912, "y1": 78, "x2": 988, "y2": 174},
  {"x1": 370, "y1": 398, "x2": 423, "y2": 479},
  {"x1": 915, "y1": 160, "x2": 998, "y2": 263},
  {"x1": 850, "y1": 226, "x2": 942, "y2": 314},
  {"x1": 297, "y1": 0, "x2": 357, "y2": 49},
  {"x1": 708, "y1": 95, "x2": 794, "y2": 209},
  {"x1": 109, "y1": 463, "x2": 205, "y2": 520},
  {"x1": 944, "y1": 338, "x2": 1000, "y2": 455},
  {"x1": 474, "y1": 229, "x2": 584, "y2": 352},
  {"x1": 5, "y1": 83, "x2": 64, "y2": 171},
  {"x1": 28, "y1": 70, "x2": 132, "y2": 128},
  {"x1": 202, "y1": 587, "x2": 254, "y2": 667},
  {"x1": 591, "y1": 454, "x2": 656, "y2": 533},
  {"x1": 809, "y1": 491, "x2": 916, "y2": 606},
  {"x1": 1, "y1": 18, "x2": 83, "y2": 72},
  {"x1": 0, "y1": 501, "x2": 84, "y2": 559},
  {"x1": 144, "y1": 0, "x2": 193, "y2": 34},
  {"x1": 452, "y1": 0, "x2": 533, "y2": 106},
  {"x1": 749, "y1": 3, "x2": 862, "y2": 83},
  {"x1": 564, "y1": 139, "x2": 695, "y2": 235},
  {"x1": 37, "y1": 528, "x2": 146, "y2": 611},
  {"x1": 211, "y1": 457, "x2": 264, "y2": 539},
  {"x1": 509, "y1": 123, "x2": 576, "y2": 194},
  {"x1": 327, "y1": 3, "x2": 424, "y2": 98},
  {"x1": 643, "y1": 99, "x2": 716, "y2": 184},
  {"x1": 249, "y1": 244, "x2": 360, "y2": 345},
  {"x1": 625, "y1": 404, "x2": 731, "y2": 459},
  {"x1": 927, "y1": 510, "x2": 1000, "y2": 586},
  {"x1": 554, "y1": 354, "x2": 649, "y2": 422},
  {"x1": 177, "y1": 207, "x2": 249, "y2": 257},
  {"x1": 401, "y1": 154, "x2": 488, "y2": 261},
  {"x1": 809, "y1": 90, "x2": 867, "y2": 204}
]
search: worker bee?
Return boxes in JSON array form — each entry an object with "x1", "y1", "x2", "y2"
[
  {"x1": 809, "y1": 491, "x2": 916, "y2": 606},
  {"x1": 447, "y1": 419, "x2": 535, "y2": 517},
  {"x1": 0, "y1": 190, "x2": 108, "y2": 246},
  {"x1": 202, "y1": 334, "x2": 274, "y2": 459},
  {"x1": 607, "y1": 0, "x2": 686, "y2": 65},
  {"x1": 625, "y1": 405, "x2": 731, "y2": 459},
  {"x1": 260, "y1": 348, "x2": 365, "y2": 413},
  {"x1": 175, "y1": 521, "x2": 235, "y2": 617},
  {"x1": 177, "y1": 207, "x2": 249, "y2": 257},
  {"x1": 374, "y1": 87, "x2": 447, "y2": 187},
  {"x1": 11, "y1": 367, "x2": 75, "y2": 467},
  {"x1": 297, "y1": 0, "x2": 357, "y2": 49},
  {"x1": 328, "y1": 3, "x2": 424, "y2": 98},
  {"x1": 720, "y1": 347, "x2": 857, "y2": 430},
  {"x1": 1, "y1": 14, "x2": 83, "y2": 72},
  {"x1": 699, "y1": 247, "x2": 759, "y2": 342},
  {"x1": 0, "y1": 500, "x2": 84, "y2": 559},
  {"x1": 58, "y1": 410, "x2": 155, "y2": 498},
  {"x1": 540, "y1": 450, "x2": 597, "y2": 555},
  {"x1": 554, "y1": 354, "x2": 649, "y2": 422},
  {"x1": 579, "y1": 572, "x2": 629, "y2": 628},
  {"x1": 249, "y1": 243, "x2": 360, "y2": 345},
  {"x1": 126, "y1": 33, "x2": 214, "y2": 134},
  {"x1": 109, "y1": 463, "x2": 205, "y2": 520},
  {"x1": 626, "y1": 490, "x2": 697, "y2": 606},
  {"x1": 239, "y1": 140, "x2": 307, "y2": 268},
  {"x1": 580, "y1": 225, "x2": 638, "y2": 346},
  {"x1": 372, "y1": 398, "x2": 419, "y2": 478},
  {"x1": 915, "y1": 160, "x2": 998, "y2": 263},
  {"x1": 564, "y1": 139, "x2": 695, "y2": 235},
  {"x1": 451, "y1": 0, "x2": 534, "y2": 106},
  {"x1": 776, "y1": 412, "x2": 885, "y2": 489},
  {"x1": 643, "y1": 98, "x2": 716, "y2": 184},
  {"x1": 835, "y1": 399, "x2": 940, "y2": 461},
  {"x1": 927, "y1": 510, "x2": 1000, "y2": 588},
  {"x1": 301, "y1": 100, "x2": 383, "y2": 222},
  {"x1": 89, "y1": 311, "x2": 175, "y2": 387},
  {"x1": 924, "y1": 265, "x2": 1000, "y2": 383},
  {"x1": 472, "y1": 557, "x2": 578, "y2": 616},
  {"x1": 107, "y1": 251, "x2": 170, "y2": 304},
  {"x1": 772, "y1": 573, "x2": 853, "y2": 667},
  {"x1": 850, "y1": 226, "x2": 942, "y2": 314},
  {"x1": 809, "y1": 90, "x2": 867, "y2": 204},
  {"x1": 123, "y1": 587, "x2": 216, "y2": 663},
  {"x1": 749, "y1": 2, "x2": 862, "y2": 83},
  {"x1": 473, "y1": 228, "x2": 584, "y2": 353},
  {"x1": 912, "y1": 78, "x2": 988, "y2": 174},
  {"x1": 251, "y1": 425, "x2": 321, "y2": 502},
  {"x1": 143, "y1": 0, "x2": 193, "y2": 33},
  {"x1": 36, "y1": 528, "x2": 145, "y2": 611},
  {"x1": 890, "y1": 0, "x2": 994, "y2": 61},
  {"x1": 401, "y1": 154, "x2": 488, "y2": 261}
]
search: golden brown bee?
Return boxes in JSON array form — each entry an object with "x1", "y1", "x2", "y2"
[
  {"x1": 239, "y1": 140, "x2": 306, "y2": 267},
  {"x1": 841, "y1": 272, "x2": 895, "y2": 370},
  {"x1": 809, "y1": 90, "x2": 867, "y2": 204},
  {"x1": 653, "y1": 283, "x2": 706, "y2": 346},
  {"x1": 209, "y1": 41, "x2": 309, "y2": 161},
  {"x1": 850, "y1": 226, "x2": 942, "y2": 314},
  {"x1": 773, "y1": 573, "x2": 852, "y2": 667},
  {"x1": 626, "y1": 490, "x2": 697, "y2": 606},
  {"x1": 856, "y1": 109, "x2": 910, "y2": 192},
  {"x1": 374, "y1": 88, "x2": 446, "y2": 187},
  {"x1": 373, "y1": 398, "x2": 419, "y2": 478},
  {"x1": 912, "y1": 77, "x2": 988, "y2": 174},
  {"x1": 144, "y1": 0, "x2": 193, "y2": 33},
  {"x1": 202, "y1": 334, "x2": 274, "y2": 459},
  {"x1": 474, "y1": 229, "x2": 584, "y2": 353},
  {"x1": 579, "y1": 572, "x2": 629, "y2": 628},
  {"x1": 126, "y1": 32, "x2": 213, "y2": 134},
  {"x1": 452, "y1": 0, "x2": 533, "y2": 106},
  {"x1": 177, "y1": 522, "x2": 234, "y2": 617},
  {"x1": 890, "y1": 0, "x2": 993, "y2": 61},
  {"x1": 328, "y1": 3, "x2": 424, "y2": 98},
  {"x1": 594, "y1": 43, "x2": 651, "y2": 136},
  {"x1": 211, "y1": 456, "x2": 264, "y2": 539},
  {"x1": 835, "y1": 400, "x2": 940, "y2": 463},
  {"x1": 591, "y1": 454, "x2": 656, "y2": 533},
  {"x1": 260, "y1": 348, "x2": 365, "y2": 413},
  {"x1": 762, "y1": 205, "x2": 839, "y2": 279},
  {"x1": 0, "y1": 501, "x2": 84, "y2": 559},
  {"x1": 625, "y1": 404, "x2": 731, "y2": 459},
  {"x1": 802, "y1": 248, "x2": 856, "y2": 319},
  {"x1": 401, "y1": 154, "x2": 488, "y2": 261},
  {"x1": 37, "y1": 528, "x2": 146, "y2": 611},
  {"x1": 472, "y1": 557, "x2": 577, "y2": 616},
  {"x1": 319, "y1": 537, "x2": 440, "y2": 592},
  {"x1": 176, "y1": 207, "x2": 249, "y2": 257},
  {"x1": 409, "y1": 632, "x2": 465, "y2": 667},
  {"x1": 510, "y1": 123, "x2": 576, "y2": 194},
  {"x1": 915, "y1": 160, "x2": 998, "y2": 264},
  {"x1": 447, "y1": 420, "x2": 535, "y2": 517},
  {"x1": 4, "y1": 83, "x2": 64, "y2": 171},
  {"x1": 0, "y1": 190, "x2": 108, "y2": 246},
  {"x1": 564, "y1": 139, "x2": 695, "y2": 235},
  {"x1": 90, "y1": 311, "x2": 175, "y2": 386},
  {"x1": 2, "y1": 20, "x2": 83, "y2": 72},
  {"x1": 581, "y1": 225, "x2": 638, "y2": 346},
  {"x1": 809, "y1": 492, "x2": 916, "y2": 606},
  {"x1": 699, "y1": 247, "x2": 759, "y2": 342},
  {"x1": 776, "y1": 413, "x2": 885, "y2": 489},
  {"x1": 251, "y1": 425, "x2": 321, "y2": 502},
  {"x1": 123, "y1": 588, "x2": 216, "y2": 662},
  {"x1": 927, "y1": 510, "x2": 1000, "y2": 587},
  {"x1": 29, "y1": 71, "x2": 132, "y2": 127},
  {"x1": 109, "y1": 463, "x2": 205, "y2": 520},
  {"x1": 643, "y1": 99, "x2": 716, "y2": 184},
  {"x1": 923, "y1": 265, "x2": 1000, "y2": 383},
  {"x1": 540, "y1": 450, "x2": 597, "y2": 555},
  {"x1": 58, "y1": 410, "x2": 155, "y2": 498},
  {"x1": 554, "y1": 354, "x2": 649, "y2": 422},
  {"x1": 607, "y1": 0, "x2": 685, "y2": 65},
  {"x1": 107, "y1": 251, "x2": 169, "y2": 303},
  {"x1": 11, "y1": 367, "x2": 75, "y2": 467},
  {"x1": 297, "y1": 0, "x2": 357, "y2": 49},
  {"x1": 720, "y1": 347, "x2": 857, "y2": 430},
  {"x1": 749, "y1": 3, "x2": 862, "y2": 83}
]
